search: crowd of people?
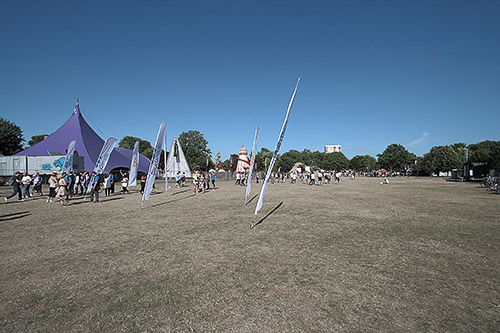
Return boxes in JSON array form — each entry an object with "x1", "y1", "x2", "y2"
[
  {"x1": 4, "y1": 170, "x2": 133, "y2": 205},
  {"x1": 191, "y1": 171, "x2": 216, "y2": 194},
  {"x1": 4, "y1": 167, "x2": 397, "y2": 205}
]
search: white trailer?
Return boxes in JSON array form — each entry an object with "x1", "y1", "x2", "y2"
[{"x1": 0, "y1": 155, "x2": 84, "y2": 185}]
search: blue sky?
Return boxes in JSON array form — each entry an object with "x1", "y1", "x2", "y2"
[{"x1": 1, "y1": 1, "x2": 499, "y2": 161}]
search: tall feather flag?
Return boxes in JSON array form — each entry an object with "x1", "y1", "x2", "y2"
[
  {"x1": 142, "y1": 121, "x2": 166, "y2": 203},
  {"x1": 129, "y1": 141, "x2": 139, "y2": 186},
  {"x1": 252, "y1": 78, "x2": 300, "y2": 228},
  {"x1": 93, "y1": 137, "x2": 117, "y2": 175},
  {"x1": 244, "y1": 126, "x2": 259, "y2": 205},
  {"x1": 87, "y1": 137, "x2": 117, "y2": 194},
  {"x1": 164, "y1": 130, "x2": 170, "y2": 192},
  {"x1": 230, "y1": 155, "x2": 233, "y2": 168},
  {"x1": 62, "y1": 140, "x2": 76, "y2": 174}
]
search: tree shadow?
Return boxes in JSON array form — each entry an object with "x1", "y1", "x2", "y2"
[
  {"x1": 251, "y1": 202, "x2": 283, "y2": 229},
  {"x1": 0, "y1": 211, "x2": 32, "y2": 222}
]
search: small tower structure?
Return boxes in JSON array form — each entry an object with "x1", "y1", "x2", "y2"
[{"x1": 236, "y1": 146, "x2": 250, "y2": 173}]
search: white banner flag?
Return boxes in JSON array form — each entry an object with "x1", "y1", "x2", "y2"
[
  {"x1": 62, "y1": 140, "x2": 76, "y2": 174},
  {"x1": 245, "y1": 126, "x2": 259, "y2": 205},
  {"x1": 164, "y1": 130, "x2": 170, "y2": 191},
  {"x1": 86, "y1": 137, "x2": 116, "y2": 194},
  {"x1": 253, "y1": 78, "x2": 300, "y2": 226},
  {"x1": 129, "y1": 141, "x2": 139, "y2": 186},
  {"x1": 142, "y1": 121, "x2": 166, "y2": 201},
  {"x1": 93, "y1": 137, "x2": 117, "y2": 175}
]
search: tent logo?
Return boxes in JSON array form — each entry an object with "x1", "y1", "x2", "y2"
[{"x1": 53, "y1": 157, "x2": 66, "y2": 171}]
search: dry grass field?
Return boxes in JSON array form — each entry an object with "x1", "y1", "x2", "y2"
[{"x1": 1, "y1": 177, "x2": 499, "y2": 332}]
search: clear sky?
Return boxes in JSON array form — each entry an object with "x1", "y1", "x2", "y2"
[{"x1": 1, "y1": 0, "x2": 499, "y2": 161}]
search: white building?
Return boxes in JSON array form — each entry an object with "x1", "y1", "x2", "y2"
[{"x1": 325, "y1": 145, "x2": 342, "y2": 153}]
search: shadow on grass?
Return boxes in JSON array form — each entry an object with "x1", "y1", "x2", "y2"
[
  {"x1": 245, "y1": 193, "x2": 259, "y2": 206},
  {"x1": 251, "y1": 202, "x2": 283, "y2": 229},
  {"x1": 171, "y1": 189, "x2": 191, "y2": 196},
  {"x1": 151, "y1": 194, "x2": 197, "y2": 208},
  {"x1": 69, "y1": 196, "x2": 124, "y2": 206},
  {"x1": 0, "y1": 211, "x2": 32, "y2": 222}
]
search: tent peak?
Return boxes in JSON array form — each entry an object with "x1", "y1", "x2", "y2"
[{"x1": 73, "y1": 99, "x2": 81, "y2": 116}]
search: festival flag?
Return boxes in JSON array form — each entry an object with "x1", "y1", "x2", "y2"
[
  {"x1": 219, "y1": 162, "x2": 222, "y2": 170},
  {"x1": 245, "y1": 126, "x2": 259, "y2": 205},
  {"x1": 264, "y1": 158, "x2": 267, "y2": 171},
  {"x1": 142, "y1": 121, "x2": 166, "y2": 202},
  {"x1": 252, "y1": 78, "x2": 300, "y2": 228},
  {"x1": 87, "y1": 137, "x2": 117, "y2": 193},
  {"x1": 206, "y1": 154, "x2": 209, "y2": 168},
  {"x1": 164, "y1": 131, "x2": 170, "y2": 191},
  {"x1": 62, "y1": 140, "x2": 76, "y2": 174},
  {"x1": 230, "y1": 155, "x2": 233, "y2": 167},
  {"x1": 255, "y1": 162, "x2": 257, "y2": 171},
  {"x1": 128, "y1": 141, "x2": 139, "y2": 186},
  {"x1": 94, "y1": 137, "x2": 117, "y2": 174}
]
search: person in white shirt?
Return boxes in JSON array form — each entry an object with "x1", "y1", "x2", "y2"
[{"x1": 22, "y1": 173, "x2": 32, "y2": 198}]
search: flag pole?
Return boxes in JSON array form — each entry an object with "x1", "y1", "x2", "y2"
[
  {"x1": 164, "y1": 131, "x2": 168, "y2": 194},
  {"x1": 245, "y1": 126, "x2": 259, "y2": 206},
  {"x1": 251, "y1": 78, "x2": 300, "y2": 226}
]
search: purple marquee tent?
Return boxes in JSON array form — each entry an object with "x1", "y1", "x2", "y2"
[{"x1": 15, "y1": 101, "x2": 150, "y2": 173}]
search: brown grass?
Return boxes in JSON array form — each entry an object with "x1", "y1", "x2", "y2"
[{"x1": 1, "y1": 177, "x2": 499, "y2": 332}]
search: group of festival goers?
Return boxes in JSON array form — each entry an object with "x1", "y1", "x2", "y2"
[
  {"x1": 4, "y1": 170, "x2": 133, "y2": 205},
  {"x1": 5, "y1": 168, "x2": 397, "y2": 205},
  {"x1": 191, "y1": 171, "x2": 216, "y2": 194}
]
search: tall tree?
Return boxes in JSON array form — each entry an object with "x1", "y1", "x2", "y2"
[
  {"x1": 421, "y1": 145, "x2": 462, "y2": 174},
  {"x1": 178, "y1": 130, "x2": 211, "y2": 170},
  {"x1": 350, "y1": 155, "x2": 377, "y2": 171},
  {"x1": 0, "y1": 117, "x2": 24, "y2": 155},
  {"x1": 277, "y1": 149, "x2": 303, "y2": 172},
  {"x1": 300, "y1": 149, "x2": 313, "y2": 166},
  {"x1": 118, "y1": 136, "x2": 152, "y2": 155},
  {"x1": 377, "y1": 144, "x2": 413, "y2": 171},
  {"x1": 468, "y1": 140, "x2": 500, "y2": 165},
  {"x1": 321, "y1": 152, "x2": 349, "y2": 170},
  {"x1": 255, "y1": 148, "x2": 273, "y2": 171},
  {"x1": 28, "y1": 134, "x2": 49, "y2": 147},
  {"x1": 310, "y1": 151, "x2": 324, "y2": 168}
]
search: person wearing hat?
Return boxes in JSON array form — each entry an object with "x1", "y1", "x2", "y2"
[{"x1": 4, "y1": 171, "x2": 23, "y2": 202}]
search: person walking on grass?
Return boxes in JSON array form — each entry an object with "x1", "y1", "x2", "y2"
[
  {"x1": 4, "y1": 171, "x2": 23, "y2": 203},
  {"x1": 33, "y1": 173, "x2": 43, "y2": 196},
  {"x1": 175, "y1": 172, "x2": 181, "y2": 188},
  {"x1": 90, "y1": 172, "x2": 101, "y2": 203},
  {"x1": 192, "y1": 172, "x2": 199, "y2": 194},
  {"x1": 55, "y1": 174, "x2": 68, "y2": 205},
  {"x1": 120, "y1": 171, "x2": 130, "y2": 194},
  {"x1": 104, "y1": 173, "x2": 112, "y2": 196},
  {"x1": 22, "y1": 172, "x2": 32, "y2": 198},
  {"x1": 211, "y1": 172, "x2": 216, "y2": 188},
  {"x1": 46, "y1": 172, "x2": 57, "y2": 203},
  {"x1": 140, "y1": 174, "x2": 146, "y2": 194}
]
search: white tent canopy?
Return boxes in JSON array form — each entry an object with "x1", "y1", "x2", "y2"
[{"x1": 166, "y1": 136, "x2": 192, "y2": 178}]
